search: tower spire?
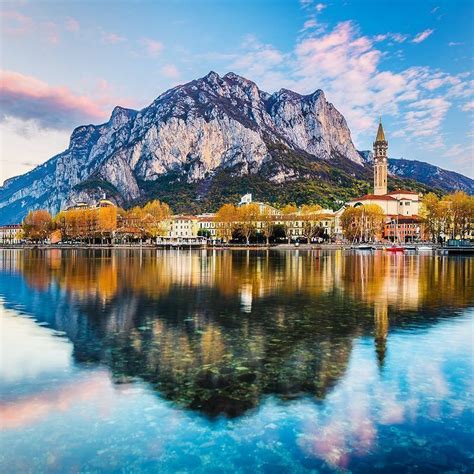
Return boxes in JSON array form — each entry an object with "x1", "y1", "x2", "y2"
[
  {"x1": 373, "y1": 119, "x2": 388, "y2": 195},
  {"x1": 376, "y1": 119, "x2": 386, "y2": 142}
]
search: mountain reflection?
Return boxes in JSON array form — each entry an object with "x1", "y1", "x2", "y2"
[{"x1": 1, "y1": 249, "x2": 473, "y2": 417}]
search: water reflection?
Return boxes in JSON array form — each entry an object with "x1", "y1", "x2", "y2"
[
  {"x1": 1, "y1": 249, "x2": 472, "y2": 420},
  {"x1": 1, "y1": 249, "x2": 473, "y2": 471}
]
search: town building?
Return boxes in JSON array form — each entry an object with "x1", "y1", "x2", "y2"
[
  {"x1": 0, "y1": 224, "x2": 22, "y2": 244},
  {"x1": 238, "y1": 193, "x2": 281, "y2": 216},
  {"x1": 167, "y1": 215, "x2": 199, "y2": 239},
  {"x1": 197, "y1": 213, "x2": 217, "y2": 238},
  {"x1": 346, "y1": 121, "x2": 421, "y2": 217},
  {"x1": 345, "y1": 120, "x2": 424, "y2": 240},
  {"x1": 383, "y1": 216, "x2": 425, "y2": 242}
]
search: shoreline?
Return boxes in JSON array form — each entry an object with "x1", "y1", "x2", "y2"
[{"x1": 0, "y1": 243, "x2": 441, "y2": 251}]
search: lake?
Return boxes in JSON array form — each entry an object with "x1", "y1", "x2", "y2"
[{"x1": 0, "y1": 249, "x2": 473, "y2": 473}]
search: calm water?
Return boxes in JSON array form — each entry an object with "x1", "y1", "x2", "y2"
[{"x1": 0, "y1": 249, "x2": 473, "y2": 473}]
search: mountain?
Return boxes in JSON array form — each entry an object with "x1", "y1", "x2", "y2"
[
  {"x1": 358, "y1": 151, "x2": 474, "y2": 194},
  {"x1": 0, "y1": 71, "x2": 471, "y2": 224}
]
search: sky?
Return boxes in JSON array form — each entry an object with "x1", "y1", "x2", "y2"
[{"x1": 0, "y1": 0, "x2": 473, "y2": 185}]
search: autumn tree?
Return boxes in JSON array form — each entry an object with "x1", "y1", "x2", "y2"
[
  {"x1": 421, "y1": 192, "x2": 474, "y2": 241},
  {"x1": 142, "y1": 200, "x2": 171, "y2": 239},
  {"x1": 340, "y1": 207, "x2": 361, "y2": 242},
  {"x1": 444, "y1": 191, "x2": 473, "y2": 239},
  {"x1": 300, "y1": 204, "x2": 323, "y2": 242},
  {"x1": 238, "y1": 203, "x2": 260, "y2": 245},
  {"x1": 420, "y1": 193, "x2": 441, "y2": 241},
  {"x1": 215, "y1": 204, "x2": 239, "y2": 242},
  {"x1": 96, "y1": 206, "x2": 117, "y2": 242},
  {"x1": 280, "y1": 204, "x2": 297, "y2": 243},
  {"x1": 362, "y1": 204, "x2": 385, "y2": 241},
  {"x1": 259, "y1": 207, "x2": 275, "y2": 245},
  {"x1": 22, "y1": 210, "x2": 53, "y2": 242},
  {"x1": 118, "y1": 207, "x2": 145, "y2": 242},
  {"x1": 341, "y1": 204, "x2": 384, "y2": 242}
]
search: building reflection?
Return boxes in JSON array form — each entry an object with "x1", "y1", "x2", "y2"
[{"x1": 0, "y1": 249, "x2": 472, "y2": 417}]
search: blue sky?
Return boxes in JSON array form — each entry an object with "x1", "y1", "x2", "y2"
[{"x1": 1, "y1": 0, "x2": 473, "y2": 183}]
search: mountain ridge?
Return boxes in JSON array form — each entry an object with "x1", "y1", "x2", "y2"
[{"x1": 0, "y1": 71, "x2": 472, "y2": 224}]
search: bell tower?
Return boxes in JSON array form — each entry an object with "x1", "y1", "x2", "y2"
[{"x1": 373, "y1": 118, "x2": 388, "y2": 195}]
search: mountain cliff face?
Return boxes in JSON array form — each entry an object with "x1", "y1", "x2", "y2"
[{"x1": 0, "y1": 71, "x2": 471, "y2": 224}]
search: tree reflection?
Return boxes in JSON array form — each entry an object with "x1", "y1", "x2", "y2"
[{"x1": 1, "y1": 249, "x2": 472, "y2": 417}]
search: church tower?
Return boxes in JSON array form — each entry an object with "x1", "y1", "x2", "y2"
[{"x1": 373, "y1": 119, "x2": 388, "y2": 195}]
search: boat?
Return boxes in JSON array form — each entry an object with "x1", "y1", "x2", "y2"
[
  {"x1": 416, "y1": 246, "x2": 433, "y2": 252},
  {"x1": 351, "y1": 244, "x2": 374, "y2": 251},
  {"x1": 386, "y1": 246, "x2": 405, "y2": 252}
]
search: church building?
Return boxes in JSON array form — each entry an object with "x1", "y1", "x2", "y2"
[{"x1": 346, "y1": 120, "x2": 421, "y2": 217}]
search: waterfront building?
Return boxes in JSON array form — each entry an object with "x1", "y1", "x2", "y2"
[
  {"x1": 383, "y1": 215, "x2": 425, "y2": 242},
  {"x1": 168, "y1": 215, "x2": 199, "y2": 239},
  {"x1": 346, "y1": 121, "x2": 421, "y2": 217},
  {"x1": 0, "y1": 224, "x2": 22, "y2": 244},
  {"x1": 197, "y1": 213, "x2": 217, "y2": 238},
  {"x1": 344, "y1": 121, "x2": 425, "y2": 241}
]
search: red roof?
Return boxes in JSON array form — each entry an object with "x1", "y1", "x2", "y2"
[
  {"x1": 386, "y1": 190, "x2": 418, "y2": 195},
  {"x1": 350, "y1": 194, "x2": 397, "y2": 201}
]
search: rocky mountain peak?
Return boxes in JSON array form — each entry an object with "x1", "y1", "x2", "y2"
[{"x1": 1, "y1": 71, "x2": 471, "y2": 225}]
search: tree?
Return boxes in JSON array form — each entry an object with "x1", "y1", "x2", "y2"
[
  {"x1": 420, "y1": 192, "x2": 473, "y2": 242},
  {"x1": 197, "y1": 229, "x2": 211, "y2": 239},
  {"x1": 96, "y1": 206, "x2": 117, "y2": 242},
  {"x1": 362, "y1": 204, "x2": 385, "y2": 242},
  {"x1": 23, "y1": 210, "x2": 53, "y2": 242},
  {"x1": 420, "y1": 193, "x2": 441, "y2": 242},
  {"x1": 259, "y1": 207, "x2": 275, "y2": 245},
  {"x1": 340, "y1": 204, "x2": 384, "y2": 242},
  {"x1": 281, "y1": 204, "x2": 297, "y2": 243},
  {"x1": 238, "y1": 203, "x2": 260, "y2": 245},
  {"x1": 444, "y1": 191, "x2": 473, "y2": 239},
  {"x1": 300, "y1": 204, "x2": 323, "y2": 243},
  {"x1": 341, "y1": 207, "x2": 361, "y2": 242},
  {"x1": 142, "y1": 200, "x2": 171, "y2": 239},
  {"x1": 215, "y1": 204, "x2": 239, "y2": 242},
  {"x1": 118, "y1": 207, "x2": 145, "y2": 242}
]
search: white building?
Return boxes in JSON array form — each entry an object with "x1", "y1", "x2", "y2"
[
  {"x1": 167, "y1": 215, "x2": 199, "y2": 239},
  {"x1": 346, "y1": 121, "x2": 421, "y2": 217},
  {"x1": 197, "y1": 213, "x2": 217, "y2": 238},
  {"x1": 0, "y1": 224, "x2": 22, "y2": 244}
]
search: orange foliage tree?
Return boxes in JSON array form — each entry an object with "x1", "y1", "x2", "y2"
[
  {"x1": 237, "y1": 203, "x2": 260, "y2": 245},
  {"x1": 215, "y1": 204, "x2": 239, "y2": 242},
  {"x1": 22, "y1": 210, "x2": 53, "y2": 242}
]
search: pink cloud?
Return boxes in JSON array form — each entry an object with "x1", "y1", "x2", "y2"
[
  {"x1": 102, "y1": 31, "x2": 127, "y2": 44},
  {"x1": 42, "y1": 21, "x2": 60, "y2": 44},
  {"x1": 302, "y1": 18, "x2": 317, "y2": 31},
  {"x1": 141, "y1": 38, "x2": 164, "y2": 57},
  {"x1": 374, "y1": 32, "x2": 408, "y2": 43},
  {"x1": 412, "y1": 29, "x2": 434, "y2": 43},
  {"x1": 161, "y1": 64, "x2": 180, "y2": 79},
  {"x1": 0, "y1": 10, "x2": 34, "y2": 36},
  {"x1": 0, "y1": 70, "x2": 110, "y2": 129},
  {"x1": 65, "y1": 17, "x2": 80, "y2": 32}
]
